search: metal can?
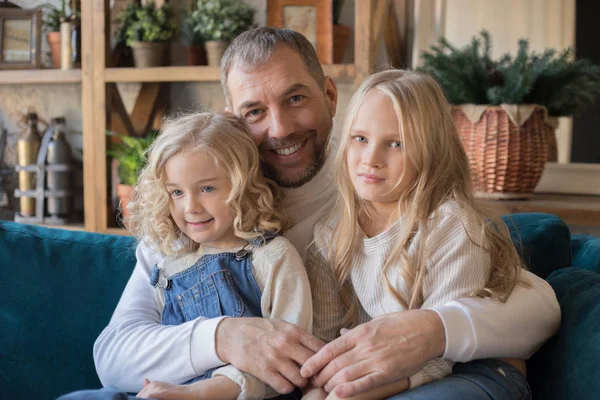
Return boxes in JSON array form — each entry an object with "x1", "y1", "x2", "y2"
[{"x1": 46, "y1": 118, "x2": 72, "y2": 217}]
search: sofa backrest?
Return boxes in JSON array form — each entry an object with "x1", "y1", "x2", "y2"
[{"x1": 0, "y1": 221, "x2": 137, "y2": 399}]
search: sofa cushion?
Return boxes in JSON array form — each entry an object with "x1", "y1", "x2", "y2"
[
  {"x1": 571, "y1": 234, "x2": 600, "y2": 274},
  {"x1": 526, "y1": 268, "x2": 600, "y2": 400},
  {"x1": 0, "y1": 221, "x2": 137, "y2": 400},
  {"x1": 500, "y1": 213, "x2": 572, "y2": 278}
]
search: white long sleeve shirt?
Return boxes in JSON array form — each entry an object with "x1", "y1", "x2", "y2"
[{"x1": 94, "y1": 158, "x2": 561, "y2": 392}]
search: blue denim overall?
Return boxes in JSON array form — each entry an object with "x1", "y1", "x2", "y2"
[{"x1": 149, "y1": 234, "x2": 273, "y2": 383}]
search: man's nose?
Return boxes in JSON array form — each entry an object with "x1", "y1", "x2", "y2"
[{"x1": 268, "y1": 109, "x2": 295, "y2": 140}]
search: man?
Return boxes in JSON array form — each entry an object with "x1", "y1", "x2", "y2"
[{"x1": 94, "y1": 27, "x2": 560, "y2": 398}]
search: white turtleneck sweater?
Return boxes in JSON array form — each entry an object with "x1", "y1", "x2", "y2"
[{"x1": 94, "y1": 157, "x2": 560, "y2": 393}]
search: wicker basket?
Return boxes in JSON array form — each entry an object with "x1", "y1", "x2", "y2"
[{"x1": 452, "y1": 105, "x2": 548, "y2": 199}]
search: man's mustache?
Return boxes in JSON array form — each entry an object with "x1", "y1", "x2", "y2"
[{"x1": 259, "y1": 130, "x2": 317, "y2": 151}]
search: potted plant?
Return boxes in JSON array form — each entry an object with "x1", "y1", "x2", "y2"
[
  {"x1": 181, "y1": 5, "x2": 207, "y2": 66},
  {"x1": 107, "y1": 132, "x2": 155, "y2": 219},
  {"x1": 191, "y1": 0, "x2": 255, "y2": 67},
  {"x1": 119, "y1": 1, "x2": 178, "y2": 68},
  {"x1": 333, "y1": 0, "x2": 351, "y2": 64},
  {"x1": 420, "y1": 31, "x2": 600, "y2": 199},
  {"x1": 42, "y1": 0, "x2": 76, "y2": 68}
]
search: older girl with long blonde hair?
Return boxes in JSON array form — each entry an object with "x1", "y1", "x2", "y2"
[
  {"x1": 310, "y1": 70, "x2": 531, "y2": 399},
  {"x1": 125, "y1": 112, "x2": 312, "y2": 400}
]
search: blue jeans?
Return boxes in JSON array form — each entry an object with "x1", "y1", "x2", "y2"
[{"x1": 387, "y1": 359, "x2": 531, "y2": 400}]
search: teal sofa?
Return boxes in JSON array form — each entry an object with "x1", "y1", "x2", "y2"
[{"x1": 1, "y1": 213, "x2": 600, "y2": 400}]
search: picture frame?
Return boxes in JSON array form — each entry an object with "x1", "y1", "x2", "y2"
[
  {"x1": 267, "y1": 0, "x2": 333, "y2": 64},
  {"x1": 0, "y1": 8, "x2": 42, "y2": 70}
]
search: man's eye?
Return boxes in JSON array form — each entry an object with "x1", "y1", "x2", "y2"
[
  {"x1": 247, "y1": 109, "x2": 262, "y2": 117},
  {"x1": 390, "y1": 141, "x2": 403, "y2": 149},
  {"x1": 171, "y1": 190, "x2": 183, "y2": 197},
  {"x1": 354, "y1": 136, "x2": 367, "y2": 143},
  {"x1": 201, "y1": 186, "x2": 215, "y2": 193},
  {"x1": 290, "y1": 95, "x2": 305, "y2": 103}
]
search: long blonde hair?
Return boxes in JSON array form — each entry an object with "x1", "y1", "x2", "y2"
[
  {"x1": 127, "y1": 112, "x2": 285, "y2": 255},
  {"x1": 320, "y1": 70, "x2": 525, "y2": 327}
]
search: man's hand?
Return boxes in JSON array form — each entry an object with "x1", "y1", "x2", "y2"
[
  {"x1": 300, "y1": 310, "x2": 446, "y2": 398},
  {"x1": 215, "y1": 317, "x2": 325, "y2": 394}
]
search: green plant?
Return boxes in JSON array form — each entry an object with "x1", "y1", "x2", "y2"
[
  {"x1": 181, "y1": 9, "x2": 207, "y2": 46},
  {"x1": 107, "y1": 132, "x2": 156, "y2": 187},
  {"x1": 190, "y1": 0, "x2": 255, "y2": 42},
  {"x1": 119, "y1": 2, "x2": 178, "y2": 46},
  {"x1": 419, "y1": 31, "x2": 600, "y2": 116},
  {"x1": 42, "y1": 1, "x2": 77, "y2": 33}
]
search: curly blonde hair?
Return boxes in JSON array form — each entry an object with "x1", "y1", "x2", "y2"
[{"x1": 126, "y1": 112, "x2": 286, "y2": 255}]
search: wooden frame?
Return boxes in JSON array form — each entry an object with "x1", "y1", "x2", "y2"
[
  {"x1": 267, "y1": 0, "x2": 333, "y2": 64},
  {"x1": 0, "y1": 8, "x2": 41, "y2": 70}
]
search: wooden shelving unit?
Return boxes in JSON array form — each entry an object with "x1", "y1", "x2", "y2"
[
  {"x1": 0, "y1": 69, "x2": 82, "y2": 84},
  {"x1": 104, "y1": 64, "x2": 356, "y2": 83},
  {"x1": 80, "y1": 0, "x2": 377, "y2": 234}
]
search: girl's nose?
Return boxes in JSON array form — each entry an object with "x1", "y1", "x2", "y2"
[{"x1": 363, "y1": 146, "x2": 383, "y2": 168}]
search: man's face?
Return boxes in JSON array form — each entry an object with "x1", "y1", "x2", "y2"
[{"x1": 226, "y1": 46, "x2": 337, "y2": 188}]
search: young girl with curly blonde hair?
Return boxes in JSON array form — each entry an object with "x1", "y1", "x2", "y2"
[
  {"x1": 307, "y1": 70, "x2": 531, "y2": 399},
  {"x1": 126, "y1": 112, "x2": 312, "y2": 400}
]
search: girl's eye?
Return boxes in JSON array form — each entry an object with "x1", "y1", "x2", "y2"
[
  {"x1": 354, "y1": 136, "x2": 367, "y2": 143},
  {"x1": 201, "y1": 186, "x2": 215, "y2": 193},
  {"x1": 390, "y1": 141, "x2": 403, "y2": 149},
  {"x1": 171, "y1": 189, "x2": 183, "y2": 198},
  {"x1": 290, "y1": 95, "x2": 305, "y2": 103}
]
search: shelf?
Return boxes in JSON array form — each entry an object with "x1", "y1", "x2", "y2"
[
  {"x1": 104, "y1": 64, "x2": 356, "y2": 83},
  {"x1": 479, "y1": 194, "x2": 600, "y2": 226},
  {"x1": 0, "y1": 69, "x2": 82, "y2": 84}
]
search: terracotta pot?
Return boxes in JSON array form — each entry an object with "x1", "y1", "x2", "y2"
[
  {"x1": 204, "y1": 40, "x2": 229, "y2": 67},
  {"x1": 46, "y1": 32, "x2": 61, "y2": 68},
  {"x1": 183, "y1": 44, "x2": 207, "y2": 66},
  {"x1": 116, "y1": 183, "x2": 133, "y2": 220},
  {"x1": 333, "y1": 24, "x2": 352, "y2": 64},
  {"x1": 131, "y1": 41, "x2": 168, "y2": 68}
]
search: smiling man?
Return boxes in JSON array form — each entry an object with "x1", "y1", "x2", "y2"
[{"x1": 92, "y1": 27, "x2": 560, "y2": 400}]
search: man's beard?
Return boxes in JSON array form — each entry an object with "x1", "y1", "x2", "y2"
[{"x1": 260, "y1": 130, "x2": 328, "y2": 188}]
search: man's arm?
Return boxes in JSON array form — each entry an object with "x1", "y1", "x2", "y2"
[
  {"x1": 436, "y1": 269, "x2": 560, "y2": 361},
  {"x1": 93, "y1": 241, "x2": 226, "y2": 392},
  {"x1": 301, "y1": 275, "x2": 559, "y2": 398}
]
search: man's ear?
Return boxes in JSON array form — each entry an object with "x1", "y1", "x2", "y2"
[
  {"x1": 324, "y1": 76, "x2": 338, "y2": 117},
  {"x1": 225, "y1": 106, "x2": 232, "y2": 113}
]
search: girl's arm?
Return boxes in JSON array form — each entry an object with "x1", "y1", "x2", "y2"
[
  {"x1": 94, "y1": 240, "x2": 227, "y2": 392},
  {"x1": 136, "y1": 376, "x2": 240, "y2": 400}
]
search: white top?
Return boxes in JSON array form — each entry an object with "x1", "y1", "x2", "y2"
[
  {"x1": 93, "y1": 157, "x2": 561, "y2": 392},
  {"x1": 313, "y1": 202, "x2": 492, "y2": 388},
  {"x1": 153, "y1": 237, "x2": 311, "y2": 400}
]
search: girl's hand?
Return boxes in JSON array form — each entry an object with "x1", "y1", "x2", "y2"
[{"x1": 136, "y1": 379, "x2": 196, "y2": 400}]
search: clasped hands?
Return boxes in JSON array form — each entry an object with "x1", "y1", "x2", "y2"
[{"x1": 216, "y1": 309, "x2": 444, "y2": 398}]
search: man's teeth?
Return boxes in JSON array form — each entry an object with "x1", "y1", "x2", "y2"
[{"x1": 275, "y1": 142, "x2": 303, "y2": 155}]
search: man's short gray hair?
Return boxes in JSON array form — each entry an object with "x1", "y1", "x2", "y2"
[{"x1": 220, "y1": 27, "x2": 326, "y2": 109}]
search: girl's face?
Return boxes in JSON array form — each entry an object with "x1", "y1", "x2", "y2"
[
  {"x1": 346, "y1": 89, "x2": 418, "y2": 211},
  {"x1": 165, "y1": 151, "x2": 239, "y2": 249}
]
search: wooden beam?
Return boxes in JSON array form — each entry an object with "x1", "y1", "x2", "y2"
[
  {"x1": 107, "y1": 83, "x2": 136, "y2": 137},
  {"x1": 130, "y1": 83, "x2": 162, "y2": 136},
  {"x1": 355, "y1": 0, "x2": 374, "y2": 89},
  {"x1": 371, "y1": 0, "x2": 390, "y2": 63},
  {"x1": 82, "y1": 0, "x2": 109, "y2": 232}
]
